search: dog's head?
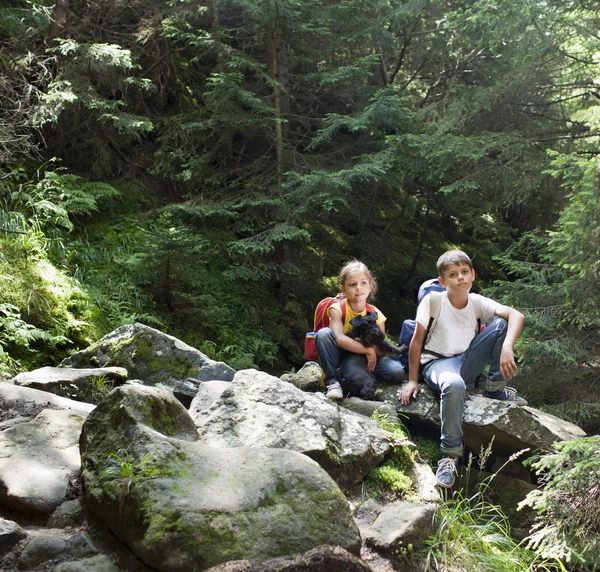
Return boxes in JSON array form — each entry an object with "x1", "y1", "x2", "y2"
[{"x1": 349, "y1": 312, "x2": 384, "y2": 345}]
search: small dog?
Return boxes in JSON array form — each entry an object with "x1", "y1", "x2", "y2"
[
  {"x1": 335, "y1": 361, "x2": 378, "y2": 400},
  {"x1": 347, "y1": 312, "x2": 403, "y2": 357},
  {"x1": 333, "y1": 312, "x2": 401, "y2": 401}
]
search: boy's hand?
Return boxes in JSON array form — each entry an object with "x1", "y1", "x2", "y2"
[
  {"x1": 500, "y1": 346, "x2": 518, "y2": 380},
  {"x1": 399, "y1": 381, "x2": 419, "y2": 405},
  {"x1": 365, "y1": 347, "x2": 377, "y2": 371}
]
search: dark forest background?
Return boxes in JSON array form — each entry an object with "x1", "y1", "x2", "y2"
[{"x1": 1, "y1": 0, "x2": 600, "y2": 433}]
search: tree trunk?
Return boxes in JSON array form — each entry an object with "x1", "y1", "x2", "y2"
[
  {"x1": 49, "y1": 0, "x2": 69, "y2": 45},
  {"x1": 268, "y1": 21, "x2": 285, "y2": 190}
]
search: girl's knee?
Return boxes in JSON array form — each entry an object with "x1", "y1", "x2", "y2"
[
  {"x1": 377, "y1": 360, "x2": 405, "y2": 383},
  {"x1": 316, "y1": 327, "x2": 335, "y2": 341}
]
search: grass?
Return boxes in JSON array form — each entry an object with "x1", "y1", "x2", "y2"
[{"x1": 423, "y1": 442, "x2": 567, "y2": 572}]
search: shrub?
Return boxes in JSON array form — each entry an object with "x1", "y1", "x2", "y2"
[{"x1": 519, "y1": 436, "x2": 600, "y2": 569}]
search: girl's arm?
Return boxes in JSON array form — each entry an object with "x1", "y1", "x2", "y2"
[{"x1": 330, "y1": 307, "x2": 378, "y2": 371}]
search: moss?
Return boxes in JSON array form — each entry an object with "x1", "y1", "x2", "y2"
[
  {"x1": 141, "y1": 395, "x2": 182, "y2": 437},
  {"x1": 128, "y1": 333, "x2": 200, "y2": 381},
  {"x1": 324, "y1": 435, "x2": 343, "y2": 466}
]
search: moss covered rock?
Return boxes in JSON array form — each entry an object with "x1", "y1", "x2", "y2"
[
  {"x1": 80, "y1": 385, "x2": 360, "y2": 571},
  {"x1": 62, "y1": 323, "x2": 235, "y2": 393},
  {"x1": 189, "y1": 369, "x2": 392, "y2": 491}
]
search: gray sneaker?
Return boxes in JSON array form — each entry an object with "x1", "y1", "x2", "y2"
[
  {"x1": 436, "y1": 457, "x2": 458, "y2": 488},
  {"x1": 483, "y1": 386, "x2": 528, "y2": 406},
  {"x1": 326, "y1": 382, "x2": 344, "y2": 400}
]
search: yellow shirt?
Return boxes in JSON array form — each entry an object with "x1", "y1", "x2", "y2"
[{"x1": 329, "y1": 299, "x2": 386, "y2": 334}]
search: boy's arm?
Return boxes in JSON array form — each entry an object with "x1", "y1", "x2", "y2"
[
  {"x1": 399, "y1": 322, "x2": 425, "y2": 405},
  {"x1": 494, "y1": 304, "x2": 525, "y2": 380},
  {"x1": 329, "y1": 308, "x2": 378, "y2": 371}
]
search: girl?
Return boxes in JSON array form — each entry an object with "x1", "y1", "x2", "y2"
[{"x1": 316, "y1": 260, "x2": 405, "y2": 399}]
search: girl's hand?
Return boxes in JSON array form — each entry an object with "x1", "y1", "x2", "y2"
[{"x1": 365, "y1": 347, "x2": 377, "y2": 371}]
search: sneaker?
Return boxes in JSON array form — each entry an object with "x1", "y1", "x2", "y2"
[
  {"x1": 436, "y1": 457, "x2": 458, "y2": 488},
  {"x1": 326, "y1": 382, "x2": 344, "y2": 400},
  {"x1": 483, "y1": 386, "x2": 528, "y2": 406}
]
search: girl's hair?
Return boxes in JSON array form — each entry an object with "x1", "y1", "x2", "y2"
[
  {"x1": 339, "y1": 260, "x2": 378, "y2": 298},
  {"x1": 436, "y1": 249, "x2": 473, "y2": 276}
]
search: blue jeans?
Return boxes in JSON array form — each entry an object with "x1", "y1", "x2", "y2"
[
  {"x1": 315, "y1": 327, "x2": 404, "y2": 387},
  {"x1": 421, "y1": 317, "x2": 508, "y2": 458}
]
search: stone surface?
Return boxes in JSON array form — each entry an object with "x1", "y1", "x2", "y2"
[
  {"x1": 0, "y1": 408, "x2": 88, "y2": 516},
  {"x1": 81, "y1": 384, "x2": 361, "y2": 571},
  {"x1": 280, "y1": 361, "x2": 323, "y2": 392},
  {"x1": 355, "y1": 499, "x2": 436, "y2": 554},
  {"x1": 382, "y1": 383, "x2": 586, "y2": 459},
  {"x1": 0, "y1": 518, "x2": 27, "y2": 558},
  {"x1": 189, "y1": 369, "x2": 392, "y2": 491},
  {"x1": 61, "y1": 322, "x2": 235, "y2": 390},
  {"x1": 54, "y1": 554, "x2": 121, "y2": 572},
  {"x1": 0, "y1": 381, "x2": 95, "y2": 422},
  {"x1": 17, "y1": 534, "x2": 70, "y2": 569},
  {"x1": 12, "y1": 366, "x2": 128, "y2": 403},
  {"x1": 204, "y1": 545, "x2": 372, "y2": 572}
]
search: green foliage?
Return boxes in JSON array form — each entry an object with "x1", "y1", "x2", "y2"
[
  {"x1": 425, "y1": 451, "x2": 565, "y2": 572},
  {"x1": 364, "y1": 412, "x2": 416, "y2": 500},
  {"x1": 520, "y1": 436, "x2": 600, "y2": 569}
]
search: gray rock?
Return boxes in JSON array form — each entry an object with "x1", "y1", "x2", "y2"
[
  {"x1": 0, "y1": 381, "x2": 95, "y2": 421},
  {"x1": 280, "y1": 361, "x2": 323, "y2": 392},
  {"x1": 46, "y1": 499, "x2": 85, "y2": 528},
  {"x1": 355, "y1": 499, "x2": 436, "y2": 554},
  {"x1": 81, "y1": 384, "x2": 361, "y2": 571},
  {"x1": 0, "y1": 408, "x2": 88, "y2": 515},
  {"x1": 0, "y1": 518, "x2": 27, "y2": 558},
  {"x1": 54, "y1": 554, "x2": 120, "y2": 572},
  {"x1": 12, "y1": 366, "x2": 128, "y2": 403},
  {"x1": 61, "y1": 322, "x2": 235, "y2": 390},
  {"x1": 17, "y1": 534, "x2": 70, "y2": 569},
  {"x1": 69, "y1": 530, "x2": 99, "y2": 558},
  {"x1": 205, "y1": 545, "x2": 372, "y2": 571},
  {"x1": 189, "y1": 369, "x2": 392, "y2": 491},
  {"x1": 337, "y1": 396, "x2": 398, "y2": 419},
  {"x1": 384, "y1": 384, "x2": 586, "y2": 459}
]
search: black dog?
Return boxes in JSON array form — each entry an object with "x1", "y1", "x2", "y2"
[
  {"x1": 333, "y1": 312, "x2": 401, "y2": 401},
  {"x1": 347, "y1": 312, "x2": 403, "y2": 358},
  {"x1": 335, "y1": 360, "x2": 378, "y2": 400}
]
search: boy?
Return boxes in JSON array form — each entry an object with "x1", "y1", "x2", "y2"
[{"x1": 399, "y1": 250, "x2": 526, "y2": 488}]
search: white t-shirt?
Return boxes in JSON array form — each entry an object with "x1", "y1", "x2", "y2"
[{"x1": 415, "y1": 292, "x2": 499, "y2": 363}]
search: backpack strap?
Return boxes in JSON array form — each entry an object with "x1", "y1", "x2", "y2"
[
  {"x1": 423, "y1": 292, "x2": 482, "y2": 352},
  {"x1": 470, "y1": 294, "x2": 483, "y2": 335},
  {"x1": 423, "y1": 291, "x2": 443, "y2": 347}
]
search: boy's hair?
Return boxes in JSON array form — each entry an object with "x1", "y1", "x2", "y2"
[
  {"x1": 436, "y1": 250, "x2": 473, "y2": 276},
  {"x1": 339, "y1": 260, "x2": 378, "y2": 298}
]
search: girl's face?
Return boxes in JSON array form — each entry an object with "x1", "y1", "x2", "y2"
[{"x1": 341, "y1": 271, "x2": 372, "y2": 303}]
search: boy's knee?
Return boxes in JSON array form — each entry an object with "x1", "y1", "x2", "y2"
[
  {"x1": 488, "y1": 316, "x2": 508, "y2": 332},
  {"x1": 438, "y1": 372, "x2": 466, "y2": 395}
]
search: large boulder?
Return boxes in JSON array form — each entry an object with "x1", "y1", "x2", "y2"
[
  {"x1": 385, "y1": 384, "x2": 586, "y2": 460},
  {"x1": 0, "y1": 408, "x2": 88, "y2": 515},
  {"x1": 189, "y1": 369, "x2": 392, "y2": 491},
  {"x1": 61, "y1": 323, "x2": 235, "y2": 392},
  {"x1": 12, "y1": 366, "x2": 128, "y2": 403},
  {"x1": 80, "y1": 384, "x2": 361, "y2": 572}
]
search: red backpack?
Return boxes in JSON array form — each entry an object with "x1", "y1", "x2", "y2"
[{"x1": 304, "y1": 295, "x2": 375, "y2": 361}]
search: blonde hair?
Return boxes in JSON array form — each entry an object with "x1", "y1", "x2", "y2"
[
  {"x1": 339, "y1": 260, "x2": 378, "y2": 298},
  {"x1": 436, "y1": 250, "x2": 473, "y2": 276}
]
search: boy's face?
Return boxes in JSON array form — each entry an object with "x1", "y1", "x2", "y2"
[{"x1": 439, "y1": 263, "x2": 475, "y2": 294}]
